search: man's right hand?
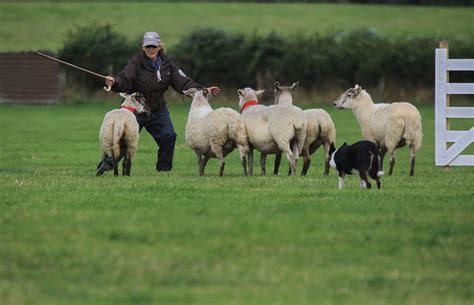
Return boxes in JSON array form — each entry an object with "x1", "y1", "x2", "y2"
[{"x1": 105, "y1": 76, "x2": 115, "y2": 87}]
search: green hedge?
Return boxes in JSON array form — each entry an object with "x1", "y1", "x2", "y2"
[
  {"x1": 58, "y1": 24, "x2": 136, "y2": 92},
  {"x1": 58, "y1": 25, "x2": 474, "y2": 93},
  {"x1": 171, "y1": 27, "x2": 474, "y2": 90}
]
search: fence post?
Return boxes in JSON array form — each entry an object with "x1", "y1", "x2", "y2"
[{"x1": 435, "y1": 41, "x2": 449, "y2": 166}]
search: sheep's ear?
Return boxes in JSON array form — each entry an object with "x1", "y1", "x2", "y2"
[
  {"x1": 355, "y1": 84, "x2": 362, "y2": 92},
  {"x1": 238, "y1": 89, "x2": 244, "y2": 97},
  {"x1": 119, "y1": 93, "x2": 128, "y2": 98},
  {"x1": 273, "y1": 81, "x2": 280, "y2": 90},
  {"x1": 183, "y1": 88, "x2": 197, "y2": 97},
  {"x1": 290, "y1": 81, "x2": 299, "y2": 90},
  {"x1": 256, "y1": 90, "x2": 265, "y2": 97},
  {"x1": 203, "y1": 88, "x2": 210, "y2": 98}
]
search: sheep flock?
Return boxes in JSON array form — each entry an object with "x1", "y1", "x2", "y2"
[{"x1": 97, "y1": 83, "x2": 423, "y2": 189}]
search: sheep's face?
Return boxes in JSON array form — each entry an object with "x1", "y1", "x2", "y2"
[
  {"x1": 133, "y1": 93, "x2": 151, "y2": 115},
  {"x1": 333, "y1": 85, "x2": 362, "y2": 110},
  {"x1": 273, "y1": 81, "x2": 298, "y2": 105},
  {"x1": 120, "y1": 92, "x2": 151, "y2": 115},
  {"x1": 183, "y1": 88, "x2": 210, "y2": 102},
  {"x1": 238, "y1": 87, "x2": 264, "y2": 108},
  {"x1": 183, "y1": 88, "x2": 210, "y2": 99}
]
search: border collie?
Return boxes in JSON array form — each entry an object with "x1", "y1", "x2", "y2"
[{"x1": 329, "y1": 141, "x2": 384, "y2": 190}]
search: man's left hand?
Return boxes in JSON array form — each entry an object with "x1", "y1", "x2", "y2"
[{"x1": 207, "y1": 86, "x2": 220, "y2": 96}]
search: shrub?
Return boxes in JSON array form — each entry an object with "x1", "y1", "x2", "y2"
[
  {"x1": 171, "y1": 27, "x2": 474, "y2": 92},
  {"x1": 58, "y1": 24, "x2": 136, "y2": 92},
  {"x1": 171, "y1": 27, "x2": 249, "y2": 88}
]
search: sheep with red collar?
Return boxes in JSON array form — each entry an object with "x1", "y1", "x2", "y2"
[
  {"x1": 333, "y1": 85, "x2": 423, "y2": 176},
  {"x1": 273, "y1": 81, "x2": 336, "y2": 176},
  {"x1": 238, "y1": 87, "x2": 307, "y2": 176},
  {"x1": 184, "y1": 88, "x2": 248, "y2": 176},
  {"x1": 96, "y1": 93, "x2": 150, "y2": 176}
]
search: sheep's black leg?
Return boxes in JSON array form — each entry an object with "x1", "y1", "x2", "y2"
[
  {"x1": 380, "y1": 147, "x2": 387, "y2": 171},
  {"x1": 409, "y1": 156, "x2": 415, "y2": 176},
  {"x1": 248, "y1": 148, "x2": 254, "y2": 176},
  {"x1": 96, "y1": 159, "x2": 105, "y2": 176},
  {"x1": 219, "y1": 161, "x2": 225, "y2": 177},
  {"x1": 113, "y1": 157, "x2": 119, "y2": 176},
  {"x1": 216, "y1": 149, "x2": 225, "y2": 177},
  {"x1": 201, "y1": 155, "x2": 210, "y2": 176},
  {"x1": 122, "y1": 156, "x2": 127, "y2": 176},
  {"x1": 389, "y1": 156, "x2": 395, "y2": 176},
  {"x1": 195, "y1": 151, "x2": 203, "y2": 176},
  {"x1": 274, "y1": 153, "x2": 282, "y2": 175},
  {"x1": 324, "y1": 144, "x2": 331, "y2": 176},
  {"x1": 96, "y1": 162, "x2": 105, "y2": 176},
  {"x1": 301, "y1": 151, "x2": 311, "y2": 176},
  {"x1": 125, "y1": 157, "x2": 132, "y2": 176},
  {"x1": 260, "y1": 153, "x2": 267, "y2": 176}
]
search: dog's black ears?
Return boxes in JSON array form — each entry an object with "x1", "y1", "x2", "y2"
[{"x1": 343, "y1": 142, "x2": 347, "y2": 146}]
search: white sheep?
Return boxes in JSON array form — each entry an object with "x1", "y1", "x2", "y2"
[
  {"x1": 333, "y1": 84, "x2": 423, "y2": 176},
  {"x1": 238, "y1": 87, "x2": 307, "y2": 176},
  {"x1": 273, "y1": 81, "x2": 336, "y2": 176},
  {"x1": 184, "y1": 88, "x2": 248, "y2": 176},
  {"x1": 96, "y1": 92, "x2": 150, "y2": 176}
]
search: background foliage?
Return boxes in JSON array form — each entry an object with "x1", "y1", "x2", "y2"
[
  {"x1": 58, "y1": 25, "x2": 474, "y2": 95},
  {"x1": 58, "y1": 24, "x2": 136, "y2": 92}
]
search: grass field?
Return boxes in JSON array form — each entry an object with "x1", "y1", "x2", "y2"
[
  {"x1": 1, "y1": 2, "x2": 473, "y2": 52},
  {"x1": 0, "y1": 100, "x2": 473, "y2": 305}
]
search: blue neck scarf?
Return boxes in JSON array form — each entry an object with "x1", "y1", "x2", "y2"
[
  {"x1": 147, "y1": 56, "x2": 161, "y2": 71},
  {"x1": 147, "y1": 55, "x2": 162, "y2": 82}
]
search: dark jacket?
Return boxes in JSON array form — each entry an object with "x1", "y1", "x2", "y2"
[{"x1": 112, "y1": 51, "x2": 203, "y2": 113}]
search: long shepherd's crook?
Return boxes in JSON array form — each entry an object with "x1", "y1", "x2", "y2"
[{"x1": 34, "y1": 51, "x2": 111, "y2": 92}]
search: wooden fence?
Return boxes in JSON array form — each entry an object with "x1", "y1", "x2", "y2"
[{"x1": 0, "y1": 52, "x2": 62, "y2": 105}]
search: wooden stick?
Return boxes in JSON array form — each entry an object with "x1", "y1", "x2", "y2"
[{"x1": 34, "y1": 51, "x2": 111, "y2": 91}]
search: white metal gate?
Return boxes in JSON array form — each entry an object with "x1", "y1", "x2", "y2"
[{"x1": 435, "y1": 41, "x2": 474, "y2": 166}]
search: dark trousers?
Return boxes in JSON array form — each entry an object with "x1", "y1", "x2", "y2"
[{"x1": 137, "y1": 107, "x2": 177, "y2": 172}]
